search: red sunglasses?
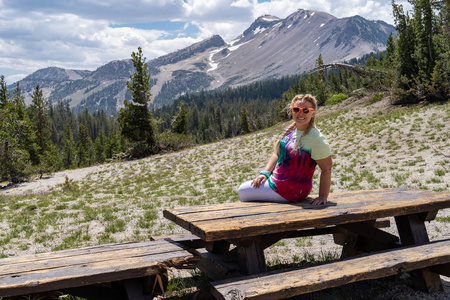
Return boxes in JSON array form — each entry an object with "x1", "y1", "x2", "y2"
[{"x1": 292, "y1": 107, "x2": 315, "y2": 114}]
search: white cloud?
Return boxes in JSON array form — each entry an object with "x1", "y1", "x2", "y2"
[
  {"x1": 184, "y1": 0, "x2": 253, "y2": 22},
  {"x1": 330, "y1": 0, "x2": 394, "y2": 23},
  {"x1": 6, "y1": 74, "x2": 28, "y2": 84},
  {"x1": 231, "y1": 0, "x2": 253, "y2": 8},
  {"x1": 2, "y1": 0, "x2": 187, "y2": 23},
  {"x1": 0, "y1": 7, "x2": 201, "y2": 82},
  {"x1": 253, "y1": 0, "x2": 332, "y2": 20}
]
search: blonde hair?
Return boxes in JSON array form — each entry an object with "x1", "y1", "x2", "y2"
[{"x1": 275, "y1": 94, "x2": 318, "y2": 153}]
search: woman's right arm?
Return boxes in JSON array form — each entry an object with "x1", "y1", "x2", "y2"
[
  {"x1": 264, "y1": 153, "x2": 278, "y2": 172},
  {"x1": 251, "y1": 153, "x2": 278, "y2": 188}
]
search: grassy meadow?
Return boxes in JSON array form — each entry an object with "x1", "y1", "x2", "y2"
[{"x1": 0, "y1": 95, "x2": 449, "y2": 260}]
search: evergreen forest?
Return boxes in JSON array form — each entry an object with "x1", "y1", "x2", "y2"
[{"x1": 1, "y1": 0, "x2": 448, "y2": 184}]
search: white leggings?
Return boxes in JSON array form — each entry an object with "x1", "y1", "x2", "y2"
[{"x1": 238, "y1": 180, "x2": 289, "y2": 202}]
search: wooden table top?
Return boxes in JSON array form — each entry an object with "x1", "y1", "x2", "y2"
[{"x1": 163, "y1": 188, "x2": 450, "y2": 242}]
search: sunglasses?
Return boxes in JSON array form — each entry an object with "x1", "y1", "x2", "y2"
[{"x1": 292, "y1": 107, "x2": 315, "y2": 114}]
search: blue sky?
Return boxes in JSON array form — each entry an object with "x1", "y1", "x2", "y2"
[{"x1": 0, "y1": 0, "x2": 411, "y2": 84}]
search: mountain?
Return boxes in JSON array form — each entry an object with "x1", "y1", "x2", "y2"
[{"x1": 12, "y1": 9, "x2": 395, "y2": 115}]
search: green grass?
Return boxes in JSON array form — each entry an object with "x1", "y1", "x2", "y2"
[{"x1": 436, "y1": 216, "x2": 450, "y2": 222}]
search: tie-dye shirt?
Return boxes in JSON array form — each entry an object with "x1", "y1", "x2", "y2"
[{"x1": 268, "y1": 127, "x2": 331, "y2": 202}]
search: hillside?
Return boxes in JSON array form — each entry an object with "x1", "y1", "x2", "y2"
[{"x1": 1, "y1": 96, "x2": 449, "y2": 298}]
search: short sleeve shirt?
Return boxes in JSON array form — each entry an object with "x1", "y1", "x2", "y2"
[{"x1": 268, "y1": 127, "x2": 331, "y2": 202}]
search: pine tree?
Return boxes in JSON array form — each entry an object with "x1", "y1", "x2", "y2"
[
  {"x1": 30, "y1": 85, "x2": 50, "y2": 155},
  {"x1": 12, "y1": 83, "x2": 39, "y2": 166},
  {"x1": 118, "y1": 47, "x2": 157, "y2": 156},
  {"x1": 214, "y1": 107, "x2": 223, "y2": 136},
  {"x1": 312, "y1": 54, "x2": 330, "y2": 104},
  {"x1": 62, "y1": 124, "x2": 75, "y2": 169},
  {"x1": 0, "y1": 81, "x2": 32, "y2": 182},
  {"x1": 225, "y1": 121, "x2": 233, "y2": 138},
  {"x1": 106, "y1": 125, "x2": 120, "y2": 160},
  {"x1": 411, "y1": 0, "x2": 436, "y2": 90},
  {"x1": 391, "y1": 0, "x2": 449, "y2": 100},
  {"x1": 392, "y1": 1, "x2": 416, "y2": 89},
  {"x1": 77, "y1": 124, "x2": 93, "y2": 167},
  {"x1": 29, "y1": 85, "x2": 57, "y2": 177},
  {"x1": 0, "y1": 75, "x2": 10, "y2": 109},
  {"x1": 430, "y1": 0, "x2": 450, "y2": 95},
  {"x1": 172, "y1": 100, "x2": 188, "y2": 135},
  {"x1": 188, "y1": 104, "x2": 199, "y2": 132},
  {"x1": 240, "y1": 106, "x2": 250, "y2": 134},
  {"x1": 94, "y1": 129, "x2": 107, "y2": 163}
]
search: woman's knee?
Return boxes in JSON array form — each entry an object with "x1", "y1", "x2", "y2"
[{"x1": 238, "y1": 181, "x2": 253, "y2": 202}]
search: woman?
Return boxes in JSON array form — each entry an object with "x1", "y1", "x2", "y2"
[{"x1": 238, "y1": 94, "x2": 332, "y2": 205}]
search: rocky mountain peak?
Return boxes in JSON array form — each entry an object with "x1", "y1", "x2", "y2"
[
  {"x1": 90, "y1": 60, "x2": 134, "y2": 81},
  {"x1": 25, "y1": 67, "x2": 87, "y2": 82},
  {"x1": 149, "y1": 34, "x2": 226, "y2": 69},
  {"x1": 241, "y1": 14, "x2": 281, "y2": 38}
]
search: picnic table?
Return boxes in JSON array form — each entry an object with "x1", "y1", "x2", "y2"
[{"x1": 164, "y1": 188, "x2": 450, "y2": 298}]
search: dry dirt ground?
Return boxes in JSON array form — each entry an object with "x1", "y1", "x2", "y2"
[{"x1": 1, "y1": 96, "x2": 450, "y2": 299}]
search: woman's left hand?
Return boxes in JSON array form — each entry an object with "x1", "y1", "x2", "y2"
[{"x1": 309, "y1": 196, "x2": 327, "y2": 205}]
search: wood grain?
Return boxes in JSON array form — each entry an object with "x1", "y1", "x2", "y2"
[
  {"x1": 211, "y1": 239, "x2": 450, "y2": 300},
  {"x1": 164, "y1": 189, "x2": 450, "y2": 241},
  {"x1": 0, "y1": 240, "x2": 198, "y2": 297}
]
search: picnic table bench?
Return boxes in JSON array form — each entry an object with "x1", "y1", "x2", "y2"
[
  {"x1": 0, "y1": 239, "x2": 199, "y2": 299},
  {"x1": 164, "y1": 188, "x2": 450, "y2": 299}
]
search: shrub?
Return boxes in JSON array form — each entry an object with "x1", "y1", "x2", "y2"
[
  {"x1": 157, "y1": 131, "x2": 193, "y2": 153},
  {"x1": 325, "y1": 93, "x2": 348, "y2": 105},
  {"x1": 373, "y1": 92, "x2": 384, "y2": 102}
]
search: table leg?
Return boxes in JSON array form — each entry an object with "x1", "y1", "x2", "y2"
[
  {"x1": 122, "y1": 277, "x2": 153, "y2": 300},
  {"x1": 395, "y1": 213, "x2": 443, "y2": 293},
  {"x1": 337, "y1": 220, "x2": 400, "y2": 258},
  {"x1": 236, "y1": 237, "x2": 266, "y2": 275},
  {"x1": 340, "y1": 231, "x2": 360, "y2": 258}
]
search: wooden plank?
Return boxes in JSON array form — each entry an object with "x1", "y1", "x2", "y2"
[
  {"x1": 143, "y1": 272, "x2": 168, "y2": 296},
  {"x1": 164, "y1": 201, "x2": 271, "y2": 214},
  {"x1": 150, "y1": 234, "x2": 207, "y2": 249},
  {"x1": 193, "y1": 194, "x2": 448, "y2": 241},
  {"x1": 163, "y1": 189, "x2": 450, "y2": 241},
  {"x1": 338, "y1": 220, "x2": 400, "y2": 258},
  {"x1": 256, "y1": 219, "x2": 393, "y2": 250},
  {"x1": 0, "y1": 250, "x2": 198, "y2": 297},
  {"x1": 0, "y1": 240, "x2": 170, "y2": 266},
  {"x1": 395, "y1": 214, "x2": 430, "y2": 245},
  {"x1": 0, "y1": 241, "x2": 189, "y2": 277},
  {"x1": 150, "y1": 220, "x2": 388, "y2": 252},
  {"x1": 195, "y1": 248, "x2": 241, "y2": 281},
  {"x1": 420, "y1": 210, "x2": 439, "y2": 222},
  {"x1": 211, "y1": 239, "x2": 450, "y2": 300},
  {"x1": 164, "y1": 201, "x2": 338, "y2": 230},
  {"x1": 340, "y1": 230, "x2": 360, "y2": 258},
  {"x1": 163, "y1": 202, "x2": 272, "y2": 223},
  {"x1": 395, "y1": 213, "x2": 442, "y2": 292},
  {"x1": 237, "y1": 238, "x2": 266, "y2": 275},
  {"x1": 339, "y1": 221, "x2": 399, "y2": 245},
  {"x1": 165, "y1": 189, "x2": 445, "y2": 224}
]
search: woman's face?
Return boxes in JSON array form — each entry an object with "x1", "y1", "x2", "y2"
[{"x1": 291, "y1": 100, "x2": 315, "y2": 131}]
